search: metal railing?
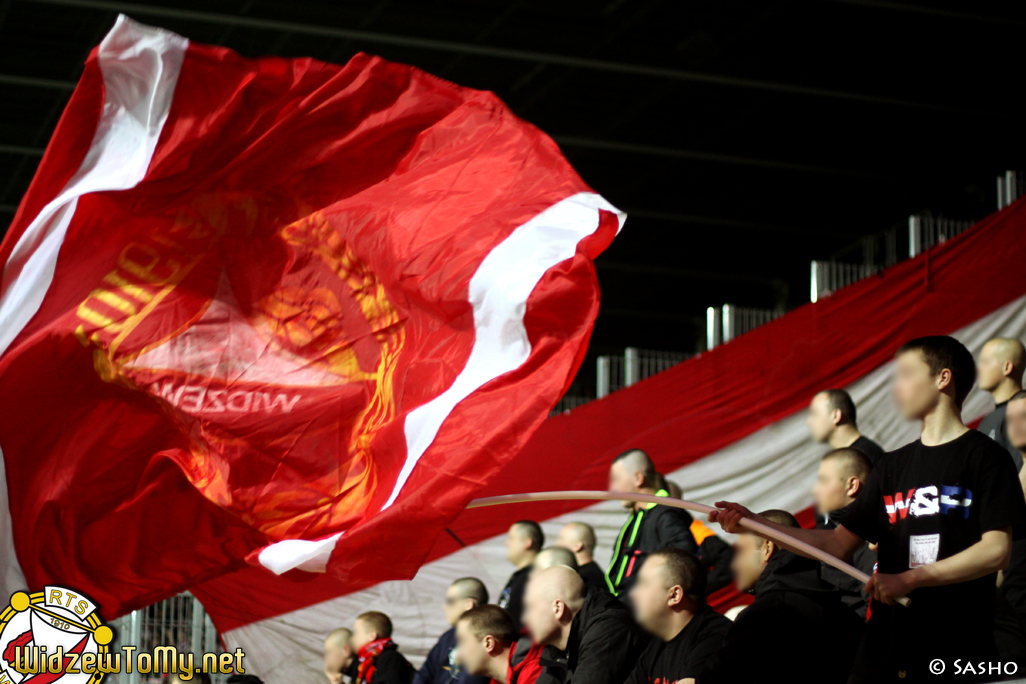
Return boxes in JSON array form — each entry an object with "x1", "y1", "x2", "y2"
[
  {"x1": 810, "y1": 261, "x2": 878, "y2": 303},
  {"x1": 997, "y1": 170, "x2": 1024, "y2": 210},
  {"x1": 596, "y1": 347, "x2": 691, "y2": 397},
  {"x1": 550, "y1": 393, "x2": 594, "y2": 415},
  {"x1": 907, "y1": 212, "x2": 975, "y2": 257},
  {"x1": 810, "y1": 209, "x2": 976, "y2": 302},
  {"x1": 705, "y1": 304, "x2": 779, "y2": 350},
  {"x1": 107, "y1": 594, "x2": 227, "y2": 684}
]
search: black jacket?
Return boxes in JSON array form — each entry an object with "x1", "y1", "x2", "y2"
[
  {"x1": 706, "y1": 550, "x2": 863, "y2": 684},
  {"x1": 817, "y1": 505, "x2": 876, "y2": 618},
  {"x1": 577, "y1": 561, "x2": 610, "y2": 596},
  {"x1": 499, "y1": 566, "x2": 531, "y2": 627},
  {"x1": 564, "y1": 588, "x2": 649, "y2": 684},
  {"x1": 366, "y1": 647, "x2": 415, "y2": 684},
  {"x1": 607, "y1": 493, "x2": 698, "y2": 600},
  {"x1": 697, "y1": 534, "x2": 734, "y2": 596}
]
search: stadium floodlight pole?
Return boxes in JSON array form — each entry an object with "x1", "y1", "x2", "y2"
[{"x1": 467, "y1": 490, "x2": 911, "y2": 608}]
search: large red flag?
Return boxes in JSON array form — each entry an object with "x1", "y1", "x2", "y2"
[{"x1": 0, "y1": 16, "x2": 622, "y2": 616}]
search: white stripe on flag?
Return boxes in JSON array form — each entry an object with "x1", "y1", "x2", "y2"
[
  {"x1": 257, "y1": 191, "x2": 625, "y2": 574},
  {"x1": 0, "y1": 14, "x2": 188, "y2": 601}
]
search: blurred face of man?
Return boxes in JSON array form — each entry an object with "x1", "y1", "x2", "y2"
[
  {"x1": 323, "y1": 638, "x2": 352, "y2": 684},
  {"x1": 812, "y1": 458, "x2": 853, "y2": 515},
  {"x1": 629, "y1": 556, "x2": 674, "y2": 634},
  {"x1": 1007, "y1": 398, "x2": 1026, "y2": 452},
  {"x1": 350, "y1": 619, "x2": 376, "y2": 653},
  {"x1": 455, "y1": 620, "x2": 491, "y2": 677},
  {"x1": 521, "y1": 577, "x2": 559, "y2": 646},
  {"x1": 731, "y1": 533, "x2": 770, "y2": 593},
  {"x1": 806, "y1": 393, "x2": 837, "y2": 443},
  {"x1": 892, "y1": 350, "x2": 943, "y2": 419},
  {"x1": 977, "y1": 341, "x2": 1009, "y2": 393},
  {"x1": 608, "y1": 459, "x2": 640, "y2": 494},
  {"x1": 444, "y1": 584, "x2": 476, "y2": 626},
  {"x1": 505, "y1": 524, "x2": 531, "y2": 565}
]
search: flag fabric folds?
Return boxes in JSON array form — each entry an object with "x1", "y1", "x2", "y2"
[{"x1": 0, "y1": 16, "x2": 622, "y2": 617}]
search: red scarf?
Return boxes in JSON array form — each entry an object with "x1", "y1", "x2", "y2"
[{"x1": 356, "y1": 637, "x2": 395, "y2": 684}]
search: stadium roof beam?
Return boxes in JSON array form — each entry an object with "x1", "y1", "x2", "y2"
[
  {"x1": 816, "y1": 0, "x2": 1026, "y2": 27},
  {"x1": 0, "y1": 133, "x2": 892, "y2": 181},
  {"x1": 0, "y1": 74, "x2": 77, "y2": 90},
  {"x1": 596, "y1": 261, "x2": 789, "y2": 289},
  {"x1": 0, "y1": 144, "x2": 45, "y2": 156},
  {"x1": 23, "y1": 0, "x2": 983, "y2": 114},
  {"x1": 553, "y1": 136, "x2": 896, "y2": 180}
]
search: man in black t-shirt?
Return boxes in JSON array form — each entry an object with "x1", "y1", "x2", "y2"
[
  {"x1": 806, "y1": 388, "x2": 886, "y2": 465},
  {"x1": 626, "y1": 547, "x2": 729, "y2": 684},
  {"x1": 811, "y1": 447, "x2": 876, "y2": 618},
  {"x1": 499, "y1": 521, "x2": 544, "y2": 626},
  {"x1": 976, "y1": 337, "x2": 1025, "y2": 469},
  {"x1": 711, "y1": 336, "x2": 1026, "y2": 682}
]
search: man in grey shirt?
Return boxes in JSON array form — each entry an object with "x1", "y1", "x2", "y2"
[{"x1": 977, "y1": 337, "x2": 1026, "y2": 469}]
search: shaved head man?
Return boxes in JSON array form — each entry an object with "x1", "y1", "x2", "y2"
[
  {"x1": 625, "y1": 549, "x2": 730, "y2": 684},
  {"x1": 324, "y1": 627, "x2": 355, "y2": 684},
  {"x1": 810, "y1": 447, "x2": 876, "y2": 618},
  {"x1": 414, "y1": 578, "x2": 490, "y2": 684},
  {"x1": 523, "y1": 566, "x2": 646, "y2": 684},
  {"x1": 978, "y1": 337, "x2": 1026, "y2": 468},
  {"x1": 805, "y1": 389, "x2": 885, "y2": 464},
  {"x1": 499, "y1": 520, "x2": 544, "y2": 627},
  {"x1": 606, "y1": 449, "x2": 697, "y2": 601},
  {"x1": 532, "y1": 546, "x2": 578, "y2": 572},
  {"x1": 555, "y1": 523, "x2": 608, "y2": 595},
  {"x1": 556, "y1": 522, "x2": 597, "y2": 565}
]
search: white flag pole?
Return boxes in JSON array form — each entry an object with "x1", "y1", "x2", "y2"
[{"x1": 467, "y1": 490, "x2": 909, "y2": 607}]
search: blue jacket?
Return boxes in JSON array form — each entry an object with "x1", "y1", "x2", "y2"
[{"x1": 412, "y1": 627, "x2": 490, "y2": 684}]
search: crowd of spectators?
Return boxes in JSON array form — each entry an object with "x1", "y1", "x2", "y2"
[{"x1": 322, "y1": 335, "x2": 1026, "y2": 684}]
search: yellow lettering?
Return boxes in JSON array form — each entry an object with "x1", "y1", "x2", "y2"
[
  {"x1": 102, "y1": 270, "x2": 155, "y2": 304},
  {"x1": 119, "y1": 243, "x2": 181, "y2": 284}
]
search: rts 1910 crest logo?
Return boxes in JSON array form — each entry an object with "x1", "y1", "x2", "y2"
[{"x1": 0, "y1": 586, "x2": 114, "y2": 683}]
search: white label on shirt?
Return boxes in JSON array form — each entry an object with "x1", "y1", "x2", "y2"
[{"x1": 909, "y1": 533, "x2": 940, "y2": 567}]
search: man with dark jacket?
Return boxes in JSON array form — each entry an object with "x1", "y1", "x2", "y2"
[
  {"x1": 352, "y1": 611, "x2": 415, "y2": 684},
  {"x1": 554, "y1": 522, "x2": 609, "y2": 596},
  {"x1": 606, "y1": 449, "x2": 697, "y2": 601},
  {"x1": 522, "y1": 566, "x2": 648, "y2": 684},
  {"x1": 499, "y1": 521, "x2": 544, "y2": 626},
  {"x1": 811, "y1": 447, "x2": 877, "y2": 618},
  {"x1": 706, "y1": 510, "x2": 863, "y2": 684},
  {"x1": 414, "y1": 578, "x2": 490, "y2": 684}
]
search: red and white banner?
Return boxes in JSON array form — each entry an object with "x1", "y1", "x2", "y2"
[
  {"x1": 4, "y1": 15, "x2": 1026, "y2": 684},
  {"x1": 191, "y1": 200, "x2": 1026, "y2": 682},
  {"x1": 0, "y1": 16, "x2": 620, "y2": 618}
]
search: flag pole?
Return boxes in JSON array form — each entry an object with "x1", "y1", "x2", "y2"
[{"x1": 467, "y1": 490, "x2": 909, "y2": 607}]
